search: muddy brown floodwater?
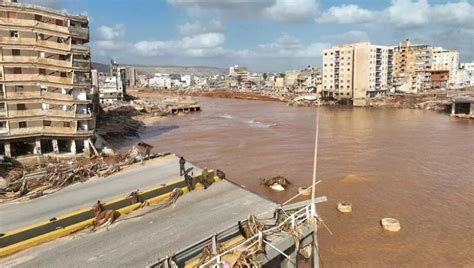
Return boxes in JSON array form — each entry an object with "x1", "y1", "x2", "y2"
[{"x1": 115, "y1": 97, "x2": 474, "y2": 267}]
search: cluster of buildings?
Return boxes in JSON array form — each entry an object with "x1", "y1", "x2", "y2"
[
  {"x1": 322, "y1": 40, "x2": 474, "y2": 106},
  {"x1": 92, "y1": 60, "x2": 136, "y2": 104},
  {"x1": 0, "y1": 0, "x2": 97, "y2": 157},
  {"x1": 146, "y1": 73, "x2": 210, "y2": 89}
]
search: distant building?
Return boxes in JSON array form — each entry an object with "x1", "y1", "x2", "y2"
[
  {"x1": 458, "y1": 62, "x2": 474, "y2": 87},
  {"x1": 124, "y1": 66, "x2": 137, "y2": 87},
  {"x1": 393, "y1": 39, "x2": 432, "y2": 93},
  {"x1": 229, "y1": 65, "x2": 250, "y2": 83},
  {"x1": 431, "y1": 47, "x2": 458, "y2": 88},
  {"x1": 149, "y1": 73, "x2": 172, "y2": 88},
  {"x1": 430, "y1": 70, "x2": 449, "y2": 90},
  {"x1": 284, "y1": 70, "x2": 299, "y2": 89},
  {"x1": 98, "y1": 72, "x2": 125, "y2": 104},
  {"x1": 322, "y1": 42, "x2": 393, "y2": 106}
]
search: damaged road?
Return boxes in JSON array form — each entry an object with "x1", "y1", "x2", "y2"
[{"x1": 0, "y1": 154, "x2": 201, "y2": 233}]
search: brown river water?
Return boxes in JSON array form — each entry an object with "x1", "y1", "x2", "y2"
[{"x1": 116, "y1": 97, "x2": 474, "y2": 267}]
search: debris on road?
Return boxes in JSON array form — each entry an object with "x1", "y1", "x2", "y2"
[{"x1": 0, "y1": 144, "x2": 170, "y2": 202}]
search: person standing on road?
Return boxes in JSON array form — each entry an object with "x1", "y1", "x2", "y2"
[{"x1": 179, "y1": 157, "x2": 186, "y2": 176}]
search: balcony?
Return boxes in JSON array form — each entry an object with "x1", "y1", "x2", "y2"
[
  {"x1": 0, "y1": 36, "x2": 70, "y2": 51},
  {"x1": 2, "y1": 56, "x2": 72, "y2": 68},
  {"x1": 7, "y1": 109, "x2": 76, "y2": 118},
  {"x1": 69, "y1": 26, "x2": 89, "y2": 37},
  {"x1": 8, "y1": 126, "x2": 93, "y2": 136},
  {"x1": 37, "y1": 40, "x2": 70, "y2": 50},
  {"x1": 72, "y1": 60, "x2": 90, "y2": 69},
  {"x1": 5, "y1": 74, "x2": 73, "y2": 85},
  {"x1": 71, "y1": 44, "x2": 90, "y2": 53},
  {"x1": 0, "y1": 17, "x2": 70, "y2": 34}
]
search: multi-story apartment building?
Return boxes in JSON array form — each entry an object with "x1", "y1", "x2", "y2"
[
  {"x1": 393, "y1": 39, "x2": 432, "y2": 93},
  {"x1": 229, "y1": 65, "x2": 250, "y2": 82},
  {"x1": 0, "y1": 0, "x2": 97, "y2": 157},
  {"x1": 458, "y1": 62, "x2": 474, "y2": 86},
  {"x1": 322, "y1": 42, "x2": 393, "y2": 106},
  {"x1": 431, "y1": 47, "x2": 459, "y2": 88}
]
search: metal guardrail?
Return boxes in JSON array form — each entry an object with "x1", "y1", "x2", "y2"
[{"x1": 150, "y1": 197, "x2": 327, "y2": 268}]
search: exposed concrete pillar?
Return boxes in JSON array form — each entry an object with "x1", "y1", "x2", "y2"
[
  {"x1": 70, "y1": 139, "x2": 76, "y2": 154},
  {"x1": 281, "y1": 247, "x2": 297, "y2": 268},
  {"x1": 52, "y1": 139, "x2": 59, "y2": 154},
  {"x1": 34, "y1": 138, "x2": 42, "y2": 155},
  {"x1": 84, "y1": 138, "x2": 91, "y2": 156},
  {"x1": 4, "y1": 142, "x2": 11, "y2": 157},
  {"x1": 451, "y1": 102, "x2": 455, "y2": 115}
]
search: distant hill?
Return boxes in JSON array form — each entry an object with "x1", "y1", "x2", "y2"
[
  {"x1": 91, "y1": 62, "x2": 109, "y2": 73},
  {"x1": 91, "y1": 62, "x2": 226, "y2": 76}
]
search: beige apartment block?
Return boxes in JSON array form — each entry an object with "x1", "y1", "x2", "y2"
[
  {"x1": 432, "y1": 47, "x2": 459, "y2": 88},
  {"x1": 322, "y1": 42, "x2": 393, "y2": 106},
  {"x1": 0, "y1": 0, "x2": 97, "y2": 157},
  {"x1": 393, "y1": 39, "x2": 432, "y2": 93}
]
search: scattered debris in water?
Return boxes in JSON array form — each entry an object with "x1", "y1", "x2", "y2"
[
  {"x1": 337, "y1": 202, "x2": 352, "y2": 213},
  {"x1": 381, "y1": 218, "x2": 401, "y2": 232},
  {"x1": 261, "y1": 176, "x2": 290, "y2": 191},
  {"x1": 298, "y1": 186, "x2": 311, "y2": 196}
]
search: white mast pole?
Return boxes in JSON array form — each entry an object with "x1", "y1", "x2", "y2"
[{"x1": 311, "y1": 101, "x2": 320, "y2": 217}]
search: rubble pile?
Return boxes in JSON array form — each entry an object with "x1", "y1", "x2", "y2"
[
  {"x1": 261, "y1": 176, "x2": 291, "y2": 191},
  {"x1": 96, "y1": 100, "x2": 170, "y2": 142},
  {"x1": 0, "y1": 144, "x2": 168, "y2": 202}
]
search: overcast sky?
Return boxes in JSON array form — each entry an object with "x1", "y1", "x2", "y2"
[{"x1": 23, "y1": 0, "x2": 474, "y2": 72}]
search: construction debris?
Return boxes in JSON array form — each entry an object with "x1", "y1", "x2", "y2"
[
  {"x1": 337, "y1": 202, "x2": 352, "y2": 213},
  {"x1": 380, "y1": 218, "x2": 401, "y2": 232},
  {"x1": 261, "y1": 176, "x2": 291, "y2": 191},
  {"x1": 0, "y1": 144, "x2": 170, "y2": 202}
]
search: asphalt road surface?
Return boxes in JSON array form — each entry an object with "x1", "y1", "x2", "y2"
[
  {"x1": 0, "y1": 180, "x2": 275, "y2": 268},
  {"x1": 0, "y1": 155, "x2": 201, "y2": 233}
]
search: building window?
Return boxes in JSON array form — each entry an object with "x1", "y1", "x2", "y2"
[
  {"x1": 43, "y1": 120, "x2": 51, "y2": 127},
  {"x1": 60, "y1": 72, "x2": 67, "y2": 77},
  {"x1": 35, "y1": 14, "x2": 42, "y2": 21},
  {"x1": 13, "y1": 67, "x2": 22, "y2": 74},
  {"x1": 0, "y1": 102, "x2": 5, "y2": 111},
  {"x1": 10, "y1": 31, "x2": 19, "y2": 38},
  {"x1": 15, "y1": 85, "x2": 24, "y2": 91},
  {"x1": 64, "y1": 122, "x2": 71, "y2": 128},
  {"x1": 12, "y1": 49, "x2": 20, "y2": 56},
  {"x1": 39, "y1": 69, "x2": 46, "y2": 75},
  {"x1": 17, "y1": 104, "x2": 27, "y2": 110},
  {"x1": 56, "y1": 19, "x2": 64, "y2": 26},
  {"x1": 0, "y1": 121, "x2": 7, "y2": 129},
  {"x1": 19, "y1": 121, "x2": 27, "y2": 128}
]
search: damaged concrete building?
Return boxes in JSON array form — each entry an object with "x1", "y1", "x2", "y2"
[{"x1": 0, "y1": 0, "x2": 97, "y2": 157}]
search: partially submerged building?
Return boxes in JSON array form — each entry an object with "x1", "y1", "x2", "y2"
[{"x1": 0, "y1": 0, "x2": 97, "y2": 157}]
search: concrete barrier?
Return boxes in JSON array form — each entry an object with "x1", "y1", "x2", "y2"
[{"x1": 0, "y1": 171, "x2": 221, "y2": 257}]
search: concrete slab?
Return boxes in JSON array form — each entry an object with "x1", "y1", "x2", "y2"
[
  {"x1": 0, "y1": 155, "x2": 201, "y2": 233},
  {"x1": 0, "y1": 180, "x2": 276, "y2": 268}
]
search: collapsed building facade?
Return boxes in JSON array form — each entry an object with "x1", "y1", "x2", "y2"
[{"x1": 0, "y1": 0, "x2": 97, "y2": 157}]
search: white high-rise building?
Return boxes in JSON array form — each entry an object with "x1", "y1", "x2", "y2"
[
  {"x1": 432, "y1": 47, "x2": 459, "y2": 87},
  {"x1": 322, "y1": 42, "x2": 393, "y2": 106}
]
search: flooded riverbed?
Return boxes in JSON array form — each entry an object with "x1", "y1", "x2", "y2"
[{"x1": 116, "y1": 97, "x2": 474, "y2": 267}]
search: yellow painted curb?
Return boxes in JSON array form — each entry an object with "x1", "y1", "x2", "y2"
[{"x1": 0, "y1": 171, "x2": 222, "y2": 257}]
